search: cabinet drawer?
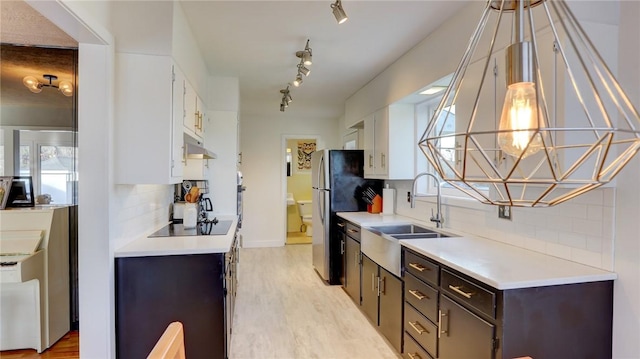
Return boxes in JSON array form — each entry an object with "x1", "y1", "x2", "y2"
[
  {"x1": 440, "y1": 269, "x2": 496, "y2": 319},
  {"x1": 404, "y1": 250, "x2": 438, "y2": 287},
  {"x1": 403, "y1": 332, "x2": 434, "y2": 359},
  {"x1": 404, "y1": 303, "x2": 438, "y2": 357},
  {"x1": 404, "y1": 272, "x2": 438, "y2": 322},
  {"x1": 345, "y1": 222, "x2": 361, "y2": 241}
]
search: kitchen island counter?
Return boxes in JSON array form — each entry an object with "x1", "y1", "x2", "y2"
[
  {"x1": 337, "y1": 211, "x2": 616, "y2": 290},
  {"x1": 114, "y1": 215, "x2": 238, "y2": 258}
]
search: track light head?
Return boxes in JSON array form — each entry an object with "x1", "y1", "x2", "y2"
[
  {"x1": 292, "y1": 74, "x2": 303, "y2": 87},
  {"x1": 296, "y1": 39, "x2": 313, "y2": 66},
  {"x1": 331, "y1": 0, "x2": 348, "y2": 24},
  {"x1": 280, "y1": 102, "x2": 286, "y2": 112},
  {"x1": 298, "y1": 63, "x2": 311, "y2": 77}
]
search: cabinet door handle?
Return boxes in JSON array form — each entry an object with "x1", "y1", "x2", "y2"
[
  {"x1": 341, "y1": 240, "x2": 345, "y2": 255},
  {"x1": 438, "y1": 309, "x2": 449, "y2": 338},
  {"x1": 371, "y1": 273, "x2": 376, "y2": 292},
  {"x1": 408, "y1": 262, "x2": 428, "y2": 272},
  {"x1": 408, "y1": 320, "x2": 428, "y2": 335},
  {"x1": 369, "y1": 154, "x2": 374, "y2": 168},
  {"x1": 448, "y1": 285, "x2": 474, "y2": 299},
  {"x1": 379, "y1": 276, "x2": 386, "y2": 295},
  {"x1": 408, "y1": 289, "x2": 428, "y2": 300},
  {"x1": 381, "y1": 153, "x2": 386, "y2": 168},
  {"x1": 407, "y1": 353, "x2": 421, "y2": 359}
]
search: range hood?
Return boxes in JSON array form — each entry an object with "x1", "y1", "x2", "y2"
[{"x1": 185, "y1": 142, "x2": 216, "y2": 159}]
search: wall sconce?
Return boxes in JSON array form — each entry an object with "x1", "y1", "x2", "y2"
[
  {"x1": 23, "y1": 74, "x2": 73, "y2": 97},
  {"x1": 418, "y1": 0, "x2": 640, "y2": 207},
  {"x1": 331, "y1": 0, "x2": 348, "y2": 24}
]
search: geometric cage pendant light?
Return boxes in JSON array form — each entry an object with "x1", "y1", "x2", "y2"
[{"x1": 418, "y1": 0, "x2": 640, "y2": 207}]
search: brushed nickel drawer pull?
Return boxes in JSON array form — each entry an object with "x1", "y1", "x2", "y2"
[
  {"x1": 408, "y1": 321, "x2": 427, "y2": 335},
  {"x1": 409, "y1": 289, "x2": 427, "y2": 300},
  {"x1": 449, "y1": 285, "x2": 474, "y2": 299},
  {"x1": 407, "y1": 353, "x2": 421, "y2": 359},
  {"x1": 409, "y1": 262, "x2": 428, "y2": 272},
  {"x1": 347, "y1": 228, "x2": 359, "y2": 234},
  {"x1": 337, "y1": 222, "x2": 346, "y2": 228}
]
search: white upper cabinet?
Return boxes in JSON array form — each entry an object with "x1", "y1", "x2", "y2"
[
  {"x1": 115, "y1": 53, "x2": 184, "y2": 184},
  {"x1": 363, "y1": 104, "x2": 415, "y2": 180},
  {"x1": 183, "y1": 81, "x2": 204, "y2": 141}
]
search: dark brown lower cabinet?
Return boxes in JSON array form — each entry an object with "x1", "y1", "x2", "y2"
[
  {"x1": 344, "y1": 234, "x2": 361, "y2": 304},
  {"x1": 438, "y1": 294, "x2": 494, "y2": 359},
  {"x1": 402, "y1": 247, "x2": 614, "y2": 359},
  {"x1": 115, "y1": 253, "x2": 227, "y2": 359},
  {"x1": 361, "y1": 254, "x2": 379, "y2": 324},
  {"x1": 378, "y1": 267, "x2": 403, "y2": 353},
  {"x1": 360, "y1": 254, "x2": 402, "y2": 353}
]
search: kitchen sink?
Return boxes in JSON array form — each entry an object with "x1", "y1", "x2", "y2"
[
  {"x1": 367, "y1": 224, "x2": 436, "y2": 235},
  {"x1": 389, "y1": 232, "x2": 449, "y2": 239}
]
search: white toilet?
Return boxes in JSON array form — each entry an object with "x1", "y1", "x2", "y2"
[{"x1": 297, "y1": 200, "x2": 313, "y2": 236}]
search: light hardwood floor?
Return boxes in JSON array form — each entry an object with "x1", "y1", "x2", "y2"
[
  {"x1": 230, "y1": 244, "x2": 400, "y2": 359},
  {"x1": 286, "y1": 231, "x2": 312, "y2": 245}
]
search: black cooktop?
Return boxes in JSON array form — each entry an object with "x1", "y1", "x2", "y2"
[{"x1": 148, "y1": 220, "x2": 233, "y2": 237}]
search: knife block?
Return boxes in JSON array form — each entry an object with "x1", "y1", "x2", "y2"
[{"x1": 367, "y1": 195, "x2": 382, "y2": 214}]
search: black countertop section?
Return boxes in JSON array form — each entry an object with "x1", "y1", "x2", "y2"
[{"x1": 148, "y1": 220, "x2": 233, "y2": 237}]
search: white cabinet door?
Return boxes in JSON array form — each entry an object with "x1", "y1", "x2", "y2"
[
  {"x1": 114, "y1": 53, "x2": 182, "y2": 184},
  {"x1": 363, "y1": 105, "x2": 415, "y2": 180},
  {"x1": 171, "y1": 65, "x2": 185, "y2": 178},
  {"x1": 183, "y1": 81, "x2": 202, "y2": 141},
  {"x1": 363, "y1": 114, "x2": 376, "y2": 177},
  {"x1": 374, "y1": 108, "x2": 389, "y2": 177}
]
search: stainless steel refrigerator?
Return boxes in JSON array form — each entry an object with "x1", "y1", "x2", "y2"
[{"x1": 311, "y1": 149, "x2": 383, "y2": 285}]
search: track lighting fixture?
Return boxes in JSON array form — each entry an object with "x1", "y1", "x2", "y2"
[
  {"x1": 279, "y1": 87, "x2": 293, "y2": 112},
  {"x1": 292, "y1": 73, "x2": 303, "y2": 87},
  {"x1": 296, "y1": 39, "x2": 312, "y2": 66},
  {"x1": 23, "y1": 74, "x2": 73, "y2": 97},
  {"x1": 331, "y1": 0, "x2": 348, "y2": 24},
  {"x1": 298, "y1": 61, "x2": 310, "y2": 77}
]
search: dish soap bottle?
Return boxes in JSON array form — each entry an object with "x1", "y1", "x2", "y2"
[{"x1": 183, "y1": 203, "x2": 198, "y2": 229}]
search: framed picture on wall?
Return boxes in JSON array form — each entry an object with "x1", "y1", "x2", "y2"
[
  {"x1": 296, "y1": 141, "x2": 316, "y2": 174},
  {"x1": 0, "y1": 177, "x2": 13, "y2": 210},
  {"x1": 6, "y1": 176, "x2": 35, "y2": 208}
]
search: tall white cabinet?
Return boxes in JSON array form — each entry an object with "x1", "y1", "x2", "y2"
[{"x1": 115, "y1": 53, "x2": 184, "y2": 184}]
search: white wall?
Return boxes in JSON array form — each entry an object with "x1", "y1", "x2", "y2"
[
  {"x1": 612, "y1": 2, "x2": 640, "y2": 357},
  {"x1": 240, "y1": 113, "x2": 339, "y2": 247},
  {"x1": 346, "y1": 1, "x2": 638, "y2": 357}
]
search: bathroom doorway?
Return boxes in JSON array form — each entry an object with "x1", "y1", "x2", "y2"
[{"x1": 283, "y1": 136, "x2": 318, "y2": 245}]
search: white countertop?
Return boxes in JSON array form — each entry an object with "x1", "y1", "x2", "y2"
[
  {"x1": 337, "y1": 212, "x2": 617, "y2": 290},
  {"x1": 115, "y1": 215, "x2": 238, "y2": 258}
]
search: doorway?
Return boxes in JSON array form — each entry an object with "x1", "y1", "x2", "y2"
[{"x1": 283, "y1": 136, "x2": 319, "y2": 245}]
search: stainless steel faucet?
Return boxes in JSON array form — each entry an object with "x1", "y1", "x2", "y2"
[{"x1": 410, "y1": 172, "x2": 443, "y2": 228}]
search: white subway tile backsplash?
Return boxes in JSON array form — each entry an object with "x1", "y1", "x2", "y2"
[
  {"x1": 113, "y1": 184, "x2": 174, "y2": 249},
  {"x1": 546, "y1": 242, "x2": 572, "y2": 260},
  {"x1": 412, "y1": 187, "x2": 614, "y2": 270},
  {"x1": 570, "y1": 247, "x2": 602, "y2": 268},
  {"x1": 558, "y1": 232, "x2": 587, "y2": 249}
]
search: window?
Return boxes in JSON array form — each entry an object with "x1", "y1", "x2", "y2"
[
  {"x1": 414, "y1": 84, "x2": 488, "y2": 199},
  {"x1": 18, "y1": 130, "x2": 77, "y2": 205}
]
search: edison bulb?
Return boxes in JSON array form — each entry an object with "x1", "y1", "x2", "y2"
[{"x1": 498, "y1": 82, "x2": 543, "y2": 158}]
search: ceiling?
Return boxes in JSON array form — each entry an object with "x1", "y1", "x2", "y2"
[{"x1": 1, "y1": 1, "x2": 470, "y2": 118}]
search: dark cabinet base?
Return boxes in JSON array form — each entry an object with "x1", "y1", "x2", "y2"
[{"x1": 115, "y1": 253, "x2": 225, "y2": 359}]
